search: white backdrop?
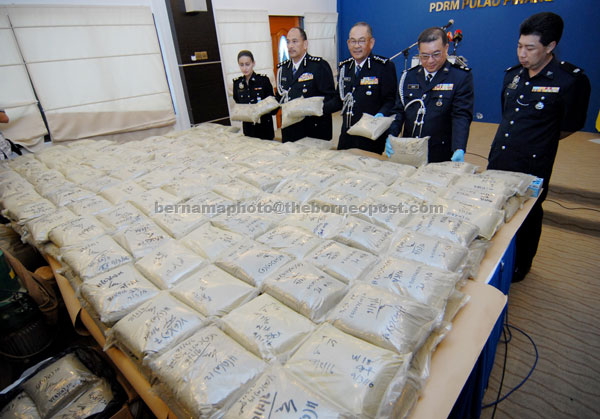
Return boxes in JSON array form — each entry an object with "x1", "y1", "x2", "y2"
[
  {"x1": 5, "y1": 5, "x2": 176, "y2": 142},
  {"x1": 0, "y1": 9, "x2": 48, "y2": 150}
]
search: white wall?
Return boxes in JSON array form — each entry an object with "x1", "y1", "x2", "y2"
[
  {"x1": 0, "y1": 0, "x2": 190, "y2": 131},
  {"x1": 212, "y1": 0, "x2": 336, "y2": 15}
]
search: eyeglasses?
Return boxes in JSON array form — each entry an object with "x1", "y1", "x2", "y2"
[
  {"x1": 348, "y1": 38, "x2": 369, "y2": 46},
  {"x1": 419, "y1": 51, "x2": 443, "y2": 61}
]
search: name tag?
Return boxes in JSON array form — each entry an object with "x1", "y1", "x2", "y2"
[
  {"x1": 432, "y1": 83, "x2": 454, "y2": 91},
  {"x1": 298, "y1": 72, "x2": 313, "y2": 82},
  {"x1": 532, "y1": 86, "x2": 560, "y2": 93},
  {"x1": 408, "y1": 84, "x2": 420, "y2": 90},
  {"x1": 360, "y1": 76, "x2": 379, "y2": 85},
  {"x1": 344, "y1": 76, "x2": 352, "y2": 81}
]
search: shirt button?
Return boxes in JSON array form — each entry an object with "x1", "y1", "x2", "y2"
[
  {"x1": 541, "y1": 96, "x2": 545, "y2": 100},
  {"x1": 504, "y1": 133, "x2": 509, "y2": 137},
  {"x1": 510, "y1": 121, "x2": 514, "y2": 125},
  {"x1": 533, "y1": 154, "x2": 536, "y2": 158},
  {"x1": 515, "y1": 108, "x2": 520, "y2": 112},
  {"x1": 502, "y1": 145, "x2": 506, "y2": 150},
  {"x1": 519, "y1": 95, "x2": 524, "y2": 99},
  {"x1": 525, "y1": 81, "x2": 530, "y2": 86}
]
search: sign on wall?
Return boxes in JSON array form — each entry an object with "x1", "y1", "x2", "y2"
[{"x1": 429, "y1": 0, "x2": 553, "y2": 13}]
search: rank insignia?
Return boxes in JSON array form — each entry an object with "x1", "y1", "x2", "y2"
[
  {"x1": 532, "y1": 86, "x2": 560, "y2": 93},
  {"x1": 535, "y1": 102, "x2": 544, "y2": 110},
  {"x1": 298, "y1": 72, "x2": 313, "y2": 82},
  {"x1": 360, "y1": 76, "x2": 379, "y2": 85},
  {"x1": 432, "y1": 83, "x2": 454, "y2": 91}
]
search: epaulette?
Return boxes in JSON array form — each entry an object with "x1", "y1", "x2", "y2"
[
  {"x1": 256, "y1": 73, "x2": 268, "y2": 78},
  {"x1": 373, "y1": 55, "x2": 389, "y2": 64},
  {"x1": 339, "y1": 57, "x2": 353, "y2": 67},
  {"x1": 559, "y1": 60, "x2": 584, "y2": 75},
  {"x1": 505, "y1": 64, "x2": 521, "y2": 72},
  {"x1": 277, "y1": 60, "x2": 290, "y2": 68},
  {"x1": 308, "y1": 55, "x2": 322, "y2": 62},
  {"x1": 407, "y1": 64, "x2": 420, "y2": 72},
  {"x1": 451, "y1": 61, "x2": 471, "y2": 71},
  {"x1": 233, "y1": 75, "x2": 243, "y2": 81}
]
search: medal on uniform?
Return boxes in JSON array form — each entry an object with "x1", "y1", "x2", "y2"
[
  {"x1": 302, "y1": 88, "x2": 307, "y2": 93},
  {"x1": 507, "y1": 75, "x2": 520, "y2": 90},
  {"x1": 436, "y1": 99, "x2": 443, "y2": 107},
  {"x1": 535, "y1": 101, "x2": 544, "y2": 110},
  {"x1": 238, "y1": 82, "x2": 244, "y2": 89}
]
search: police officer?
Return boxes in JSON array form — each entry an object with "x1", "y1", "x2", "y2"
[
  {"x1": 276, "y1": 27, "x2": 336, "y2": 142},
  {"x1": 232, "y1": 50, "x2": 276, "y2": 140},
  {"x1": 331, "y1": 22, "x2": 397, "y2": 154},
  {"x1": 487, "y1": 12, "x2": 591, "y2": 282},
  {"x1": 387, "y1": 27, "x2": 474, "y2": 163}
]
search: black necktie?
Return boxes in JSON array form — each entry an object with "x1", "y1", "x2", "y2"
[
  {"x1": 356, "y1": 64, "x2": 361, "y2": 76},
  {"x1": 426, "y1": 73, "x2": 433, "y2": 84},
  {"x1": 292, "y1": 66, "x2": 297, "y2": 78}
]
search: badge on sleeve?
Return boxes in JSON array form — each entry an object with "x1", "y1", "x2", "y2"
[
  {"x1": 298, "y1": 72, "x2": 314, "y2": 82},
  {"x1": 360, "y1": 76, "x2": 379, "y2": 85},
  {"x1": 507, "y1": 75, "x2": 520, "y2": 90},
  {"x1": 238, "y1": 82, "x2": 244, "y2": 89}
]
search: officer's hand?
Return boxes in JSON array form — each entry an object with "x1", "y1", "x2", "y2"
[
  {"x1": 374, "y1": 113, "x2": 384, "y2": 118},
  {"x1": 385, "y1": 136, "x2": 394, "y2": 158},
  {"x1": 451, "y1": 149, "x2": 465, "y2": 162}
]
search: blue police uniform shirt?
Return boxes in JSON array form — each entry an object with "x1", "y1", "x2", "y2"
[
  {"x1": 390, "y1": 60, "x2": 474, "y2": 163},
  {"x1": 276, "y1": 54, "x2": 336, "y2": 142},
  {"x1": 233, "y1": 72, "x2": 275, "y2": 140},
  {"x1": 330, "y1": 54, "x2": 397, "y2": 154},
  {"x1": 488, "y1": 57, "x2": 591, "y2": 186}
]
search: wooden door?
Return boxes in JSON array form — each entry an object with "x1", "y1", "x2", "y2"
[{"x1": 269, "y1": 16, "x2": 300, "y2": 128}]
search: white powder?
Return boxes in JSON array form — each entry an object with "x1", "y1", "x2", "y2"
[
  {"x1": 45, "y1": 184, "x2": 94, "y2": 207},
  {"x1": 403, "y1": 214, "x2": 480, "y2": 247},
  {"x1": 210, "y1": 213, "x2": 275, "y2": 239},
  {"x1": 263, "y1": 260, "x2": 347, "y2": 322},
  {"x1": 215, "y1": 241, "x2": 291, "y2": 287},
  {"x1": 100, "y1": 180, "x2": 147, "y2": 205},
  {"x1": 327, "y1": 283, "x2": 441, "y2": 355},
  {"x1": 410, "y1": 166, "x2": 459, "y2": 188},
  {"x1": 212, "y1": 178, "x2": 262, "y2": 202},
  {"x1": 0, "y1": 392, "x2": 41, "y2": 419},
  {"x1": 435, "y1": 198, "x2": 505, "y2": 241},
  {"x1": 134, "y1": 241, "x2": 205, "y2": 289},
  {"x1": 3, "y1": 199, "x2": 57, "y2": 224},
  {"x1": 80, "y1": 264, "x2": 160, "y2": 325},
  {"x1": 388, "y1": 230, "x2": 468, "y2": 273},
  {"x1": 388, "y1": 136, "x2": 429, "y2": 167},
  {"x1": 96, "y1": 203, "x2": 146, "y2": 233},
  {"x1": 24, "y1": 207, "x2": 77, "y2": 245},
  {"x1": 444, "y1": 184, "x2": 508, "y2": 210},
  {"x1": 50, "y1": 378, "x2": 113, "y2": 419},
  {"x1": 256, "y1": 225, "x2": 323, "y2": 259},
  {"x1": 48, "y1": 215, "x2": 107, "y2": 247},
  {"x1": 223, "y1": 364, "x2": 350, "y2": 419},
  {"x1": 333, "y1": 216, "x2": 393, "y2": 254},
  {"x1": 170, "y1": 264, "x2": 257, "y2": 317},
  {"x1": 238, "y1": 170, "x2": 283, "y2": 193},
  {"x1": 151, "y1": 210, "x2": 208, "y2": 239},
  {"x1": 61, "y1": 236, "x2": 132, "y2": 280},
  {"x1": 284, "y1": 323, "x2": 409, "y2": 418},
  {"x1": 220, "y1": 294, "x2": 316, "y2": 361},
  {"x1": 363, "y1": 257, "x2": 459, "y2": 310},
  {"x1": 180, "y1": 222, "x2": 245, "y2": 261},
  {"x1": 306, "y1": 240, "x2": 379, "y2": 284},
  {"x1": 388, "y1": 178, "x2": 444, "y2": 202},
  {"x1": 149, "y1": 325, "x2": 265, "y2": 418},
  {"x1": 113, "y1": 218, "x2": 172, "y2": 260},
  {"x1": 128, "y1": 188, "x2": 180, "y2": 216},
  {"x1": 480, "y1": 169, "x2": 537, "y2": 196},
  {"x1": 272, "y1": 178, "x2": 320, "y2": 203},
  {"x1": 67, "y1": 195, "x2": 114, "y2": 216},
  {"x1": 108, "y1": 292, "x2": 206, "y2": 362},
  {"x1": 281, "y1": 213, "x2": 347, "y2": 239},
  {"x1": 329, "y1": 176, "x2": 388, "y2": 199},
  {"x1": 346, "y1": 113, "x2": 395, "y2": 140},
  {"x1": 22, "y1": 353, "x2": 98, "y2": 419}
]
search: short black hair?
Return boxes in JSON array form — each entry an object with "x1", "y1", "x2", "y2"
[
  {"x1": 237, "y1": 50, "x2": 254, "y2": 62},
  {"x1": 418, "y1": 27, "x2": 448, "y2": 46},
  {"x1": 289, "y1": 26, "x2": 307, "y2": 41},
  {"x1": 350, "y1": 22, "x2": 373, "y2": 38},
  {"x1": 520, "y1": 12, "x2": 564, "y2": 46}
]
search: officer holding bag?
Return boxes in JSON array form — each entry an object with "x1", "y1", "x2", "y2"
[
  {"x1": 387, "y1": 27, "x2": 474, "y2": 163},
  {"x1": 329, "y1": 22, "x2": 397, "y2": 154}
]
